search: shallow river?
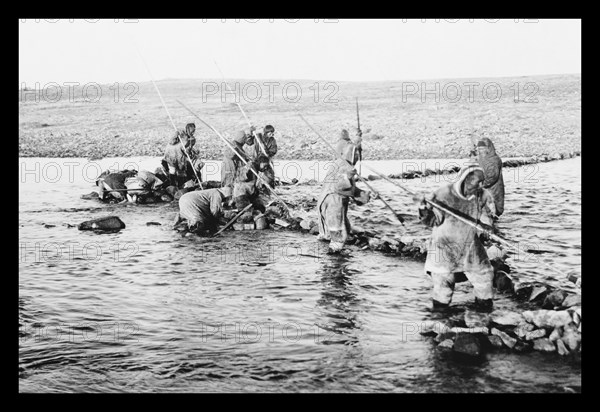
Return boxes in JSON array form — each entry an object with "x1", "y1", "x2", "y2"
[{"x1": 19, "y1": 157, "x2": 581, "y2": 392}]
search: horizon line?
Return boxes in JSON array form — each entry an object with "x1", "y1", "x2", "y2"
[{"x1": 18, "y1": 72, "x2": 581, "y2": 88}]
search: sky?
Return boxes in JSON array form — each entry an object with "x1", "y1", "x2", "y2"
[{"x1": 19, "y1": 19, "x2": 581, "y2": 86}]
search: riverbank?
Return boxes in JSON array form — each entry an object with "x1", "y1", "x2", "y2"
[{"x1": 19, "y1": 74, "x2": 580, "y2": 160}]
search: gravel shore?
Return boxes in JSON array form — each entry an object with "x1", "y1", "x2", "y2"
[{"x1": 19, "y1": 74, "x2": 580, "y2": 160}]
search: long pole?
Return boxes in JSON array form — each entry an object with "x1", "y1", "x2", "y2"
[
  {"x1": 212, "y1": 203, "x2": 253, "y2": 237},
  {"x1": 176, "y1": 100, "x2": 293, "y2": 218},
  {"x1": 134, "y1": 46, "x2": 202, "y2": 186},
  {"x1": 356, "y1": 97, "x2": 362, "y2": 176},
  {"x1": 297, "y1": 112, "x2": 405, "y2": 227},
  {"x1": 362, "y1": 164, "x2": 567, "y2": 278},
  {"x1": 214, "y1": 60, "x2": 275, "y2": 170}
]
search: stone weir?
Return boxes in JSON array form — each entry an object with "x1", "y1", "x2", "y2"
[
  {"x1": 263, "y1": 195, "x2": 581, "y2": 360},
  {"x1": 374, "y1": 151, "x2": 581, "y2": 181},
  {"x1": 79, "y1": 152, "x2": 581, "y2": 358}
]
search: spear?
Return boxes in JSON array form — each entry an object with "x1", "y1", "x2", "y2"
[
  {"x1": 356, "y1": 97, "x2": 362, "y2": 176},
  {"x1": 133, "y1": 44, "x2": 203, "y2": 187},
  {"x1": 297, "y1": 112, "x2": 405, "y2": 227},
  {"x1": 214, "y1": 60, "x2": 275, "y2": 172},
  {"x1": 212, "y1": 203, "x2": 253, "y2": 237},
  {"x1": 176, "y1": 100, "x2": 294, "y2": 219},
  {"x1": 362, "y1": 164, "x2": 567, "y2": 278}
]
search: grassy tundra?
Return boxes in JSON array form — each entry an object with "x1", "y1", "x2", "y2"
[{"x1": 18, "y1": 74, "x2": 580, "y2": 160}]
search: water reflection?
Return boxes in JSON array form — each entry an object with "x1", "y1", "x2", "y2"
[{"x1": 314, "y1": 248, "x2": 363, "y2": 346}]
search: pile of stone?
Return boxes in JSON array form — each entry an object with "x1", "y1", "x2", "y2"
[
  {"x1": 421, "y1": 304, "x2": 581, "y2": 357},
  {"x1": 283, "y1": 215, "x2": 429, "y2": 260}
]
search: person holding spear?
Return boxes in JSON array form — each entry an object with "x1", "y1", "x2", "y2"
[
  {"x1": 177, "y1": 99, "x2": 294, "y2": 222},
  {"x1": 416, "y1": 162, "x2": 497, "y2": 311},
  {"x1": 161, "y1": 123, "x2": 205, "y2": 189},
  {"x1": 251, "y1": 125, "x2": 278, "y2": 190},
  {"x1": 316, "y1": 128, "x2": 375, "y2": 254},
  {"x1": 297, "y1": 112, "x2": 406, "y2": 254},
  {"x1": 213, "y1": 61, "x2": 278, "y2": 190},
  {"x1": 220, "y1": 127, "x2": 256, "y2": 188}
]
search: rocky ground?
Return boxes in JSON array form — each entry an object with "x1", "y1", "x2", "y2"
[{"x1": 19, "y1": 74, "x2": 580, "y2": 160}]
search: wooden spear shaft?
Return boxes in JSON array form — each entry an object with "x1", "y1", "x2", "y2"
[
  {"x1": 214, "y1": 60, "x2": 275, "y2": 171},
  {"x1": 176, "y1": 100, "x2": 293, "y2": 218},
  {"x1": 362, "y1": 164, "x2": 567, "y2": 278},
  {"x1": 212, "y1": 203, "x2": 253, "y2": 238},
  {"x1": 297, "y1": 112, "x2": 405, "y2": 226},
  {"x1": 135, "y1": 47, "x2": 203, "y2": 186}
]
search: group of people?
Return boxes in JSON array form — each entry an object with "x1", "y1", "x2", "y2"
[
  {"x1": 174, "y1": 123, "x2": 279, "y2": 233},
  {"x1": 95, "y1": 119, "x2": 507, "y2": 310},
  {"x1": 95, "y1": 122, "x2": 280, "y2": 234},
  {"x1": 315, "y1": 130, "x2": 506, "y2": 310},
  {"x1": 96, "y1": 122, "x2": 204, "y2": 204}
]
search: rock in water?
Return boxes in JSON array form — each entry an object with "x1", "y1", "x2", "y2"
[
  {"x1": 566, "y1": 270, "x2": 579, "y2": 283},
  {"x1": 450, "y1": 327, "x2": 489, "y2": 334},
  {"x1": 533, "y1": 338, "x2": 556, "y2": 353},
  {"x1": 525, "y1": 329, "x2": 546, "y2": 341},
  {"x1": 561, "y1": 324, "x2": 581, "y2": 351},
  {"x1": 78, "y1": 216, "x2": 126, "y2": 231},
  {"x1": 514, "y1": 283, "x2": 534, "y2": 300},
  {"x1": 491, "y1": 328, "x2": 517, "y2": 349},
  {"x1": 514, "y1": 322, "x2": 535, "y2": 339},
  {"x1": 493, "y1": 270, "x2": 514, "y2": 293},
  {"x1": 490, "y1": 310, "x2": 523, "y2": 326},
  {"x1": 569, "y1": 309, "x2": 581, "y2": 327},
  {"x1": 548, "y1": 327, "x2": 562, "y2": 342},
  {"x1": 556, "y1": 339, "x2": 570, "y2": 356},
  {"x1": 453, "y1": 333, "x2": 482, "y2": 356},
  {"x1": 437, "y1": 339, "x2": 454, "y2": 349},
  {"x1": 299, "y1": 219, "x2": 314, "y2": 230},
  {"x1": 522, "y1": 310, "x2": 572, "y2": 329},
  {"x1": 463, "y1": 310, "x2": 490, "y2": 328},
  {"x1": 529, "y1": 285, "x2": 549, "y2": 303},
  {"x1": 420, "y1": 320, "x2": 451, "y2": 336},
  {"x1": 542, "y1": 290, "x2": 567, "y2": 309},
  {"x1": 486, "y1": 335, "x2": 504, "y2": 348},
  {"x1": 561, "y1": 293, "x2": 581, "y2": 308}
]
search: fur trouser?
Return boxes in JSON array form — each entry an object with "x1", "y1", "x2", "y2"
[{"x1": 429, "y1": 267, "x2": 494, "y2": 304}]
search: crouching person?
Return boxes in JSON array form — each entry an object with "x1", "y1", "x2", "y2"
[
  {"x1": 416, "y1": 164, "x2": 495, "y2": 311},
  {"x1": 124, "y1": 170, "x2": 166, "y2": 203},
  {"x1": 317, "y1": 130, "x2": 373, "y2": 254},
  {"x1": 96, "y1": 169, "x2": 138, "y2": 203},
  {"x1": 175, "y1": 186, "x2": 233, "y2": 235}
]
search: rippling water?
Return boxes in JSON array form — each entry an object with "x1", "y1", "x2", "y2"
[{"x1": 19, "y1": 157, "x2": 581, "y2": 392}]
